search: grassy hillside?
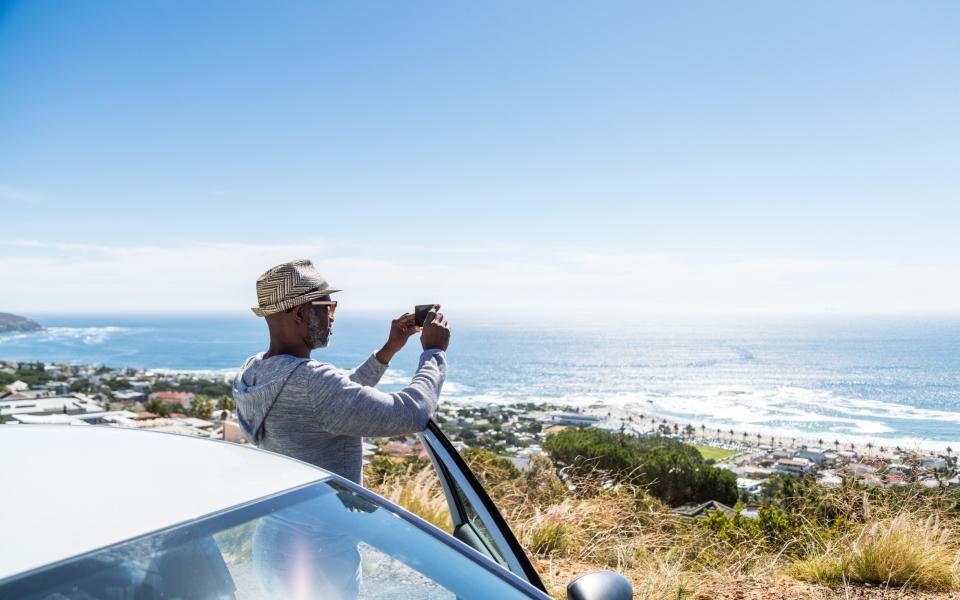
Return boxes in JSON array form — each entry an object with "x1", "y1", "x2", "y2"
[{"x1": 365, "y1": 450, "x2": 960, "y2": 599}]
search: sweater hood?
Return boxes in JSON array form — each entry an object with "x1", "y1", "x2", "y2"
[{"x1": 232, "y1": 353, "x2": 311, "y2": 443}]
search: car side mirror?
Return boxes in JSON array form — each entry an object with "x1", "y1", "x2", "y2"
[{"x1": 567, "y1": 571, "x2": 633, "y2": 600}]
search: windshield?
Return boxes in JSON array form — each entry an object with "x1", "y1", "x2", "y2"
[{"x1": 0, "y1": 481, "x2": 538, "y2": 600}]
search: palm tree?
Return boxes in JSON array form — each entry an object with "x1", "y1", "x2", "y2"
[
  {"x1": 833, "y1": 440, "x2": 840, "y2": 450},
  {"x1": 818, "y1": 438, "x2": 825, "y2": 447},
  {"x1": 866, "y1": 442, "x2": 874, "y2": 455},
  {"x1": 218, "y1": 395, "x2": 236, "y2": 413}
]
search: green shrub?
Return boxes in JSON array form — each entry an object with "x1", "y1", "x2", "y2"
[{"x1": 543, "y1": 428, "x2": 737, "y2": 506}]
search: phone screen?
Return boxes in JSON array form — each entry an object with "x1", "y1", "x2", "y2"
[{"x1": 414, "y1": 304, "x2": 435, "y2": 327}]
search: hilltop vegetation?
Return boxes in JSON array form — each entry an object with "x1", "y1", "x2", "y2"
[
  {"x1": 0, "y1": 312, "x2": 42, "y2": 333},
  {"x1": 366, "y1": 437, "x2": 960, "y2": 599}
]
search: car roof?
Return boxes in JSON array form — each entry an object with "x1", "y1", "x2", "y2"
[{"x1": 0, "y1": 426, "x2": 330, "y2": 581}]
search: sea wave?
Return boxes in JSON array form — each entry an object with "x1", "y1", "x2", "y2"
[
  {"x1": 439, "y1": 382, "x2": 960, "y2": 448},
  {"x1": 0, "y1": 326, "x2": 138, "y2": 345}
]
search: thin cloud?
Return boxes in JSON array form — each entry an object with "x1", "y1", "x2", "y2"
[
  {"x1": 1, "y1": 241, "x2": 958, "y2": 315},
  {"x1": 0, "y1": 184, "x2": 39, "y2": 205}
]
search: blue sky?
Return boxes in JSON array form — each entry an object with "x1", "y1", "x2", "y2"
[{"x1": 1, "y1": 1, "x2": 958, "y2": 314}]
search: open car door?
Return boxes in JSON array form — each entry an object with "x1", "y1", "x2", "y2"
[{"x1": 418, "y1": 420, "x2": 547, "y2": 593}]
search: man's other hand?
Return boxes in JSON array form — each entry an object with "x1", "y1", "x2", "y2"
[
  {"x1": 421, "y1": 305, "x2": 451, "y2": 352},
  {"x1": 386, "y1": 313, "x2": 419, "y2": 352},
  {"x1": 376, "y1": 313, "x2": 419, "y2": 365}
]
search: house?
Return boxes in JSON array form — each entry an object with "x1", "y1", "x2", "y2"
[
  {"x1": 126, "y1": 380, "x2": 152, "y2": 392},
  {"x1": 796, "y1": 447, "x2": 829, "y2": 465},
  {"x1": 672, "y1": 500, "x2": 735, "y2": 520},
  {"x1": 113, "y1": 390, "x2": 146, "y2": 403},
  {"x1": 921, "y1": 456, "x2": 948, "y2": 470},
  {"x1": 4, "y1": 380, "x2": 29, "y2": 393},
  {"x1": 34, "y1": 381, "x2": 71, "y2": 396},
  {"x1": 774, "y1": 458, "x2": 812, "y2": 475},
  {"x1": 884, "y1": 464, "x2": 914, "y2": 478},
  {"x1": 381, "y1": 441, "x2": 414, "y2": 456},
  {"x1": 550, "y1": 412, "x2": 601, "y2": 427},
  {"x1": 0, "y1": 395, "x2": 102, "y2": 418},
  {"x1": 149, "y1": 391, "x2": 195, "y2": 409},
  {"x1": 736, "y1": 478, "x2": 765, "y2": 495}
]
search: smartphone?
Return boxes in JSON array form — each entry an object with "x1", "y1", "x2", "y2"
[{"x1": 414, "y1": 304, "x2": 436, "y2": 327}]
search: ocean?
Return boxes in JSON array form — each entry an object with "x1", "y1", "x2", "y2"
[{"x1": 2, "y1": 313, "x2": 959, "y2": 449}]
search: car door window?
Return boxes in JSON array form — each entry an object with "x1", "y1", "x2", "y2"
[
  {"x1": 0, "y1": 481, "x2": 547, "y2": 600},
  {"x1": 419, "y1": 421, "x2": 546, "y2": 592}
]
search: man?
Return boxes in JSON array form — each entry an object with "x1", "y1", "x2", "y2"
[
  {"x1": 233, "y1": 258, "x2": 450, "y2": 485},
  {"x1": 234, "y1": 259, "x2": 450, "y2": 599}
]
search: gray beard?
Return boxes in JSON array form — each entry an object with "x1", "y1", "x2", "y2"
[{"x1": 305, "y1": 311, "x2": 330, "y2": 349}]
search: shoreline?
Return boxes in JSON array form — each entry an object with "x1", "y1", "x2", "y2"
[{"x1": 6, "y1": 354, "x2": 960, "y2": 454}]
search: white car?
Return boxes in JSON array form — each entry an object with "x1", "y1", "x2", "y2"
[{"x1": 0, "y1": 423, "x2": 632, "y2": 599}]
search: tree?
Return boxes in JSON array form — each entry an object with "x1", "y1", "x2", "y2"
[
  {"x1": 218, "y1": 395, "x2": 236, "y2": 413},
  {"x1": 143, "y1": 398, "x2": 172, "y2": 418},
  {"x1": 190, "y1": 396, "x2": 214, "y2": 420},
  {"x1": 543, "y1": 428, "x2": 737, "y2": 506}
]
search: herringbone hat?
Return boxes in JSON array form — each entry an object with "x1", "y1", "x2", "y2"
[{"x1": 251, "y1": 259, "x2": 341, "y2": 317}]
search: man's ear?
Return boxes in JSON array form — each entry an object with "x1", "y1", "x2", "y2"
[{"x1": 292, "y1": 304, "x2": 308, "y2": 324}]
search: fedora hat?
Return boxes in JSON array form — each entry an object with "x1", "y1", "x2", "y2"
[{"x1": 251, "y1": 259, "x2": 341, "y2": 317}]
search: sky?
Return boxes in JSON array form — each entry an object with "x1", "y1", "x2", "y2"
[{"x1": 1, "y1": 1, "x2": 958, "y2": 316}]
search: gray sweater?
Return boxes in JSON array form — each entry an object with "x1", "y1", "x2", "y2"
[{"x1": 233, "y1": 349, "x2": 446, "y2": 484}]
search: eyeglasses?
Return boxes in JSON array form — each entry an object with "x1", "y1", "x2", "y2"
[{"x1": 310, "y1": 300, "x2": 337, "y2": 315}]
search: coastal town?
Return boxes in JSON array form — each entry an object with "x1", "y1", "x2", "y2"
[{"x1": 3, "y1": 359, "x2": 959, "y2": 502}]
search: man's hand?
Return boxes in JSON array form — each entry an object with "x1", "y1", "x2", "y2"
[
  {"x1": 420, "y1": 305, "x2": 451, "y2": 352},
  {"x1": 376, "y1": 313, "x2": 419, "y2": 365}
]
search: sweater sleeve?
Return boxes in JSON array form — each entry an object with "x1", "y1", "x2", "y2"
[
  {"x1": 347, "y1": 352, "x2": 389, "y2": 387},
  {"x1": 309, "y1": 349, "x2": 446, "y2": 437}
]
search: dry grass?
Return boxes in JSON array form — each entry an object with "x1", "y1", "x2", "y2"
[
  {"x1": 791, "y1": 514, "x2": 960, "y2": 591},
  {"x1": 365, "y1": 457, "x2": 960, "y2": 599},
  {"x1": 372, "y1": 465, "x2": 453, "y2": 532}
]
